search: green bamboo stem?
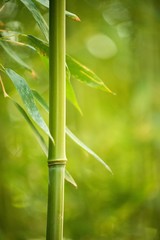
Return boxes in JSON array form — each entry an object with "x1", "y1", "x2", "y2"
[{"x1": 46, "y1": 0, "x2": 66, "y2": 239}]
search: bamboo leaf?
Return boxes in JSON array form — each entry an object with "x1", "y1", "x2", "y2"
[
  {"x1": 32, "y1": 91, "x2": 112, "y2": 173},
  {"x1": 13, "y1": 101, "x2": 48, "y2": 156},
  {"x1": 4, "y1": 68, "x2": 54, "y2": 142},
  {"x1": 66, "y1": 65, "x2": 82, "y2": 114},
  {"x1": 34, "y1": 0, "x2": 81, "y2": 21},
  {"x1": 20, "y1": 0, "x2": 49, "y2": 41},
  {"x1": 65, "y1": 11, "x2": 81, "y2": 22},
  {"x1": 16, "y1": 35, "x2": 113, "y2": 94},
  {"x1": 15, "y1": 34, "x2": 114, "y2": 95},
  {"x1": 22, "y1": 34, "x2": 49, "y2": 56},
  {"x1": 65, "y1": 170, "x2": 77, "y2": 188},
  {"x1": 14, "y1": 101, "x2": 77, "y2": 187},
  {"x1": 66, "y1": 55, "x2": 114, "y2": 94},
  {"x1": 32, "y1": 89, "x2": 49, "y2": 112},
  {"x1": 0, "y1": 74, "x2": 77, "y2": 187},
  {"x1": 34, "y1": 0, "x2": 49, "y2": 8},
  {"x1": 14, "y1": 100, "x2": 77, "y2": 187},
  {"x1": 15, "y1": 99, "x2": 77, "y2": 187},
  {"x1": 0, "y1": 41, "x2": 32, "y2": 71},
  {"x1": 66, "y1": 128, "x2": 113, "y2": 174}
]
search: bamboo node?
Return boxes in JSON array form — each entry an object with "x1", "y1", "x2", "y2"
[{"x1": 48, "y1": 159, "x2": 67, "y2": 167}]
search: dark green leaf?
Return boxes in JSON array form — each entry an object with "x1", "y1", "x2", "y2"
[
  {"x1": 20, "y1": 0, "x2": 49, "y2": 41},
  {"x1": 5, "y1": 68, "x2": 53, "y2": 142}
]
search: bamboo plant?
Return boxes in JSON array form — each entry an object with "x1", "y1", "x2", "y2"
[
  {"x1": 0, "y1": 0, "x2": 113, "y2": 239},
  {"x1": 47, "y1": 0, "x2": 66, "y2": 239}
]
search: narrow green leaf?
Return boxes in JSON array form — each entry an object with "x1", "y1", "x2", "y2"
[
  {"x1": 0, "y1": 74, "x2": 77, "y2": 187},
  {"x1": 14, "y1": 101, "x2": 77, "y2": 187},
  {"x1": 8, "y1": 33, "x2": 113, "y2": 95},
  {"x1": 66, "y1": 65, "x2": 82, "y2": 114},
  {"x1": 5, "y1": 68, "x2": 53, "y2": 142},
  {"x1": 20, "y1": 0, "x2": 49, "y2": 41},
  {"x1": 66, "y1": 128, "x2": 113, "y2": 174},
  {"x1": 0, "y1": 41, "x2": 32, "y2": 71},
  {"x1": 65, "y1": 170, "x2": 77, "y2": 188},
  {"x1": 66, "y1": 55, "x2": 114, "y2": 94},
  {"x1": 32, "y1": 89, "x2": 49, "y2": 112},
  {"x1": 33, "y1": 0, "x2": 80, "y2": 21},
  {"x1": 32, "y1": 91, "x2": 112, "y2": 173},
  {"x1": 13, "y1": 100, "x2": 77, "y2": 187},
  {"x1": 19, "y1": 34, "x2": 49, "y2": 56},
  {"x1": 1, "y1": 32, "x2": 113, "y2": 95},
  {"x1": 14, "y1": 99, "x2": 77, "y2": 187},
  {"x1": 16, "y1": 99, "x2": 77, "y2": 187},
  {"x1": 65, "y1": 11, "x2": 81, "y2": 22},
  {"x1": 16, "y1": 35, "x2": 114, "y2": 95},
  {"x1": 34, "y1": 0, "x2": 49, "y2": 8},
  {"x1": 13, "y1": 101, "x2": 48, "y2": 156}
]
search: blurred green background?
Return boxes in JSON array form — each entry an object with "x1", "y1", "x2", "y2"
[{"x1": 0, "y1": 0, "x2": 160, "y2": 239}]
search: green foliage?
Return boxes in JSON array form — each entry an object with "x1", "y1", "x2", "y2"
[
  {"x1": 0, "y1": 41, "x2": 32, "y2": 71},
  {"x1": 0, "y1": 0, "x2": 112, "y2": 174},
  {"x1": 32, "y1": 87, "x2": 112, "y2": 173},
  {"x1": 66, "y1": 55, "x2": 114, "y2": 94},
  {"x1": 2, "y1": 0, "x2": 159, "y2": 239},
  {"x1": 5, "y1": 68, "x2": 53, "y2": 142},
  {"x1": 20, "y1": 0, "x2": 49, "y2": 41}
]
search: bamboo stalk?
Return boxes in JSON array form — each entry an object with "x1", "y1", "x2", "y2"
[{"x1": 46, "y1": 0, "x2": 66, "y2": 239}]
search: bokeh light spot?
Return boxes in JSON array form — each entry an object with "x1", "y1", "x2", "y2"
[{"x1": 86, "y1": 34, "x2": 117, "y2": 59}]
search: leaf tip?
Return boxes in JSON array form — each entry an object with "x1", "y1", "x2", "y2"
[
  {"x1": 74, "y1": 16, "x2": 81, "y2": 22},
  {"x1": 105, "y1": 85, "x2": 116, "y2": 95},
  {"x1": 108, "y1": 166, "x2": 113, "y2": 175}
]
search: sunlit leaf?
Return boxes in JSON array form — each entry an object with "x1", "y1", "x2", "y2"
[
  {"x1": 66, "y1": 128, "x2": 113, "y2": 174},
  {"x1": 66, "y1": 65, "x2": 82, "y2": 114},
  {"x1": 20, "y1": 0, "x2": 49, "y2": 41},
  {"x1": 32, "y1": 90, "x2": 112, "y2": 173},
  {"x1": 65, "y1": 170, "x2": 77, "y2": 188},
  {"x1": 66, "y1": 55, "x2": 114, "y2": 94},
  {"x1": 15, "y1": 34, "x2": 114, "y2": 95},
  {"x1": 1, "y1": 32, "x2": 114, "y2": 105},
  {"x1": 4, "y1": 68, "x2": 53, "y2": 142},
  {"x1": 0, "y1": 41, "x2": 32, "y2": 71},
  {"x1": 17, "y1": 35, "x2": 112, "y2": 94}
]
